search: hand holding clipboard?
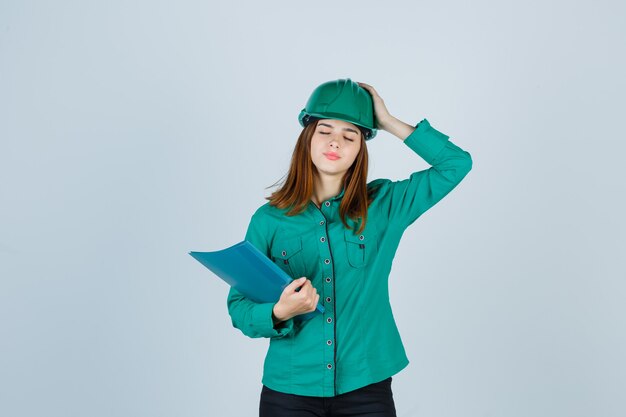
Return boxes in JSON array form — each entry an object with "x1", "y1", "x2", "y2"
[{"x1": 189, "y1": 240, "x2": 324, "y2": 321}]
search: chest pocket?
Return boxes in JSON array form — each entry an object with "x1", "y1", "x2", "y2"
[
  {"x1": 270, "y1": 236, "x2": 304, "y2": 278},
  {"x1": 344, "y1": 225, "x2": 378, "y2": 268}
]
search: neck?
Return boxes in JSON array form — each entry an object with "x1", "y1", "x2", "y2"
[{"x1": 312, "y1": 173, "x2": 344, "y2": 207}]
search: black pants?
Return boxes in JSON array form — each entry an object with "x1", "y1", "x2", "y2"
[{"x1": 259, "y1": 377, "x2": 397, "y2": 417}]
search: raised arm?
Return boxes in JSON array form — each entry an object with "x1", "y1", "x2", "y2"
[{"x1": 378, "y1": 117, "x2": 473, "y2": 229}]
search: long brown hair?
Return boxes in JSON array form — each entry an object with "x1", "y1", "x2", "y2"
[{"x1": 266, "y1": 120, "x2": 379, "y2": 235}]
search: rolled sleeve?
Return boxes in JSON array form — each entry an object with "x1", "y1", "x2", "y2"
[
  {"x1": 403, "y1": 118, "x2": 450, "y2": 163},
  {"x1": 227, "y1": 287, "x2": 295, "y2": 339},
  {"x1": 250, "y1": 302, "x2": 295, "y2": 338}
]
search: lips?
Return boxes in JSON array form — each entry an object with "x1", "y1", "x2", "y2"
[{"x1": 324, "y1": 153, "x2": 340, "y2": 160}]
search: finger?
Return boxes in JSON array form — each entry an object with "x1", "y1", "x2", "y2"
[
  {"x1": 309, "y1": 297, "x2": 319, "y2": 310},
  {"x1": 291, "y1": 277, "x2": 306, "y2": 287},
  {"x1": 360, "y1": 84, "x2": 378, "y2": 96},
  {"x1": 289, "y1": 277, "x2": 307, "y2": 292}
]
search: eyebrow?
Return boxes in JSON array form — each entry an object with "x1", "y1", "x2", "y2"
[{"x1": 318, "y1": 122, "x2": 359, "y2": 135}]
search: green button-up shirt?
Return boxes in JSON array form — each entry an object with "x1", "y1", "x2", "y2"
[{"x1": 227, "y1": 118, "x2": 472, "y2": 397}]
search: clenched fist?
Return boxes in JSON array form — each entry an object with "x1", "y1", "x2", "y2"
[{"x1": 272, "y1": 277, "x2": 320, "y2": 322}]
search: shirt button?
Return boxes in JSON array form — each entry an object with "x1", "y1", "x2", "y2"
[
  {"x1": 359, "y1": 235, "x2": 364, "y2": 240},
  {"x1": 327, "y1": 317, "x2": 332, "y2": 323},
  {"x1": 324, "y1": 259, "x2": 330, "y2": 265},
  {"x1": 327, "y1": 340, "x2": 332, "y2": 345},
  {"x1": 320, "y1": 236, "x2": 325, "y2": 242},
  {"x1": 327, "y1": 363, "x2": 333, "y2": 369},
  {"x1": 326, "y1": 297, "x2": 331, "y2": 303},
  {"x1": 281, "y1": 250, "x2": 287, "y2": 256},
  {"x1": 319, "y1": 220, "x2": 325, "y2": 226},
  {"x1": 325, "y1": 201, "x2": 330, "y2": 207},
  {"x1": 325, "y1": 277, "x2": 331, "y2": 283}
]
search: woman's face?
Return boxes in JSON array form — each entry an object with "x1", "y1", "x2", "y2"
[{"x1": 310, "y1": 119, "x2": 362, "y2": 178}]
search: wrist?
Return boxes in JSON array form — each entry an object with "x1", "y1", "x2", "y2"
[
  {"x1": 272, "y1": 302, "x2": 289, "y2": 322},
  {"x1": 377, "y1": 114, "x2": 396, "y2": 131}
]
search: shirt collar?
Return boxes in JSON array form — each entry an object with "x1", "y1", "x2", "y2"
[{"x1": 310, "y1": 185, "x2": 346, "y2": 209}]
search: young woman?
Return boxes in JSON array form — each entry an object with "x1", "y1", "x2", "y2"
[{"x1": 227, "y1": 78, "x2": 473, "y2": 417}]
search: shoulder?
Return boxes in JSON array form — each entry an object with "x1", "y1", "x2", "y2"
[
  {"x1": 367, "y1": 178, "x2": 390, "y2": 189},
  {"x1": 367, "y1": 178, "x2": 392, "y2": 200},
  {"x1": 251, "y1": 201, "x2": 271, "y2": 217},
  {"x1": 248, "y1": 201, "x2": 290, "y2": 228},
  {"x1": 247, "y1": 202, "x2": 300, "y2": 246},
  {"x1": 251, "y1": 201, "x2": 287, "y2": 217}
]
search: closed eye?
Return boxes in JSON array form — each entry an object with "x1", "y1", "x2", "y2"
[{"x1": 319, "y1": 132, "x2": 355, "y2": 141}]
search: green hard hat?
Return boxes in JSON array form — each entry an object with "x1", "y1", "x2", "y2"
[{"x1": 298, "y1": 78, "x2": 378, "y2": 140}]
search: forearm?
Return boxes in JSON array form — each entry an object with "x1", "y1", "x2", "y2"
[{"x1": 379, "y1": 115, "x2": 417, "y2": 142}]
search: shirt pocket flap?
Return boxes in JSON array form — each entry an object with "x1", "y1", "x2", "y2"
[{"x1": 271, "y1": 236, "x2": 303, "y2": 260}]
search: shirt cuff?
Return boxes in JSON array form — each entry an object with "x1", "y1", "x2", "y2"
[
  {"x1": 403, "y1": 118, "x2": 450, "y2": 164},
  {"x1": 250, "y1": 302, "x2": 294, "y2": 338}
]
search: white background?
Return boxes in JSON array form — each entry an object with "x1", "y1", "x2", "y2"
[{"x1": 1, "y1": 1, "x2": 624, "y2": 416}]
